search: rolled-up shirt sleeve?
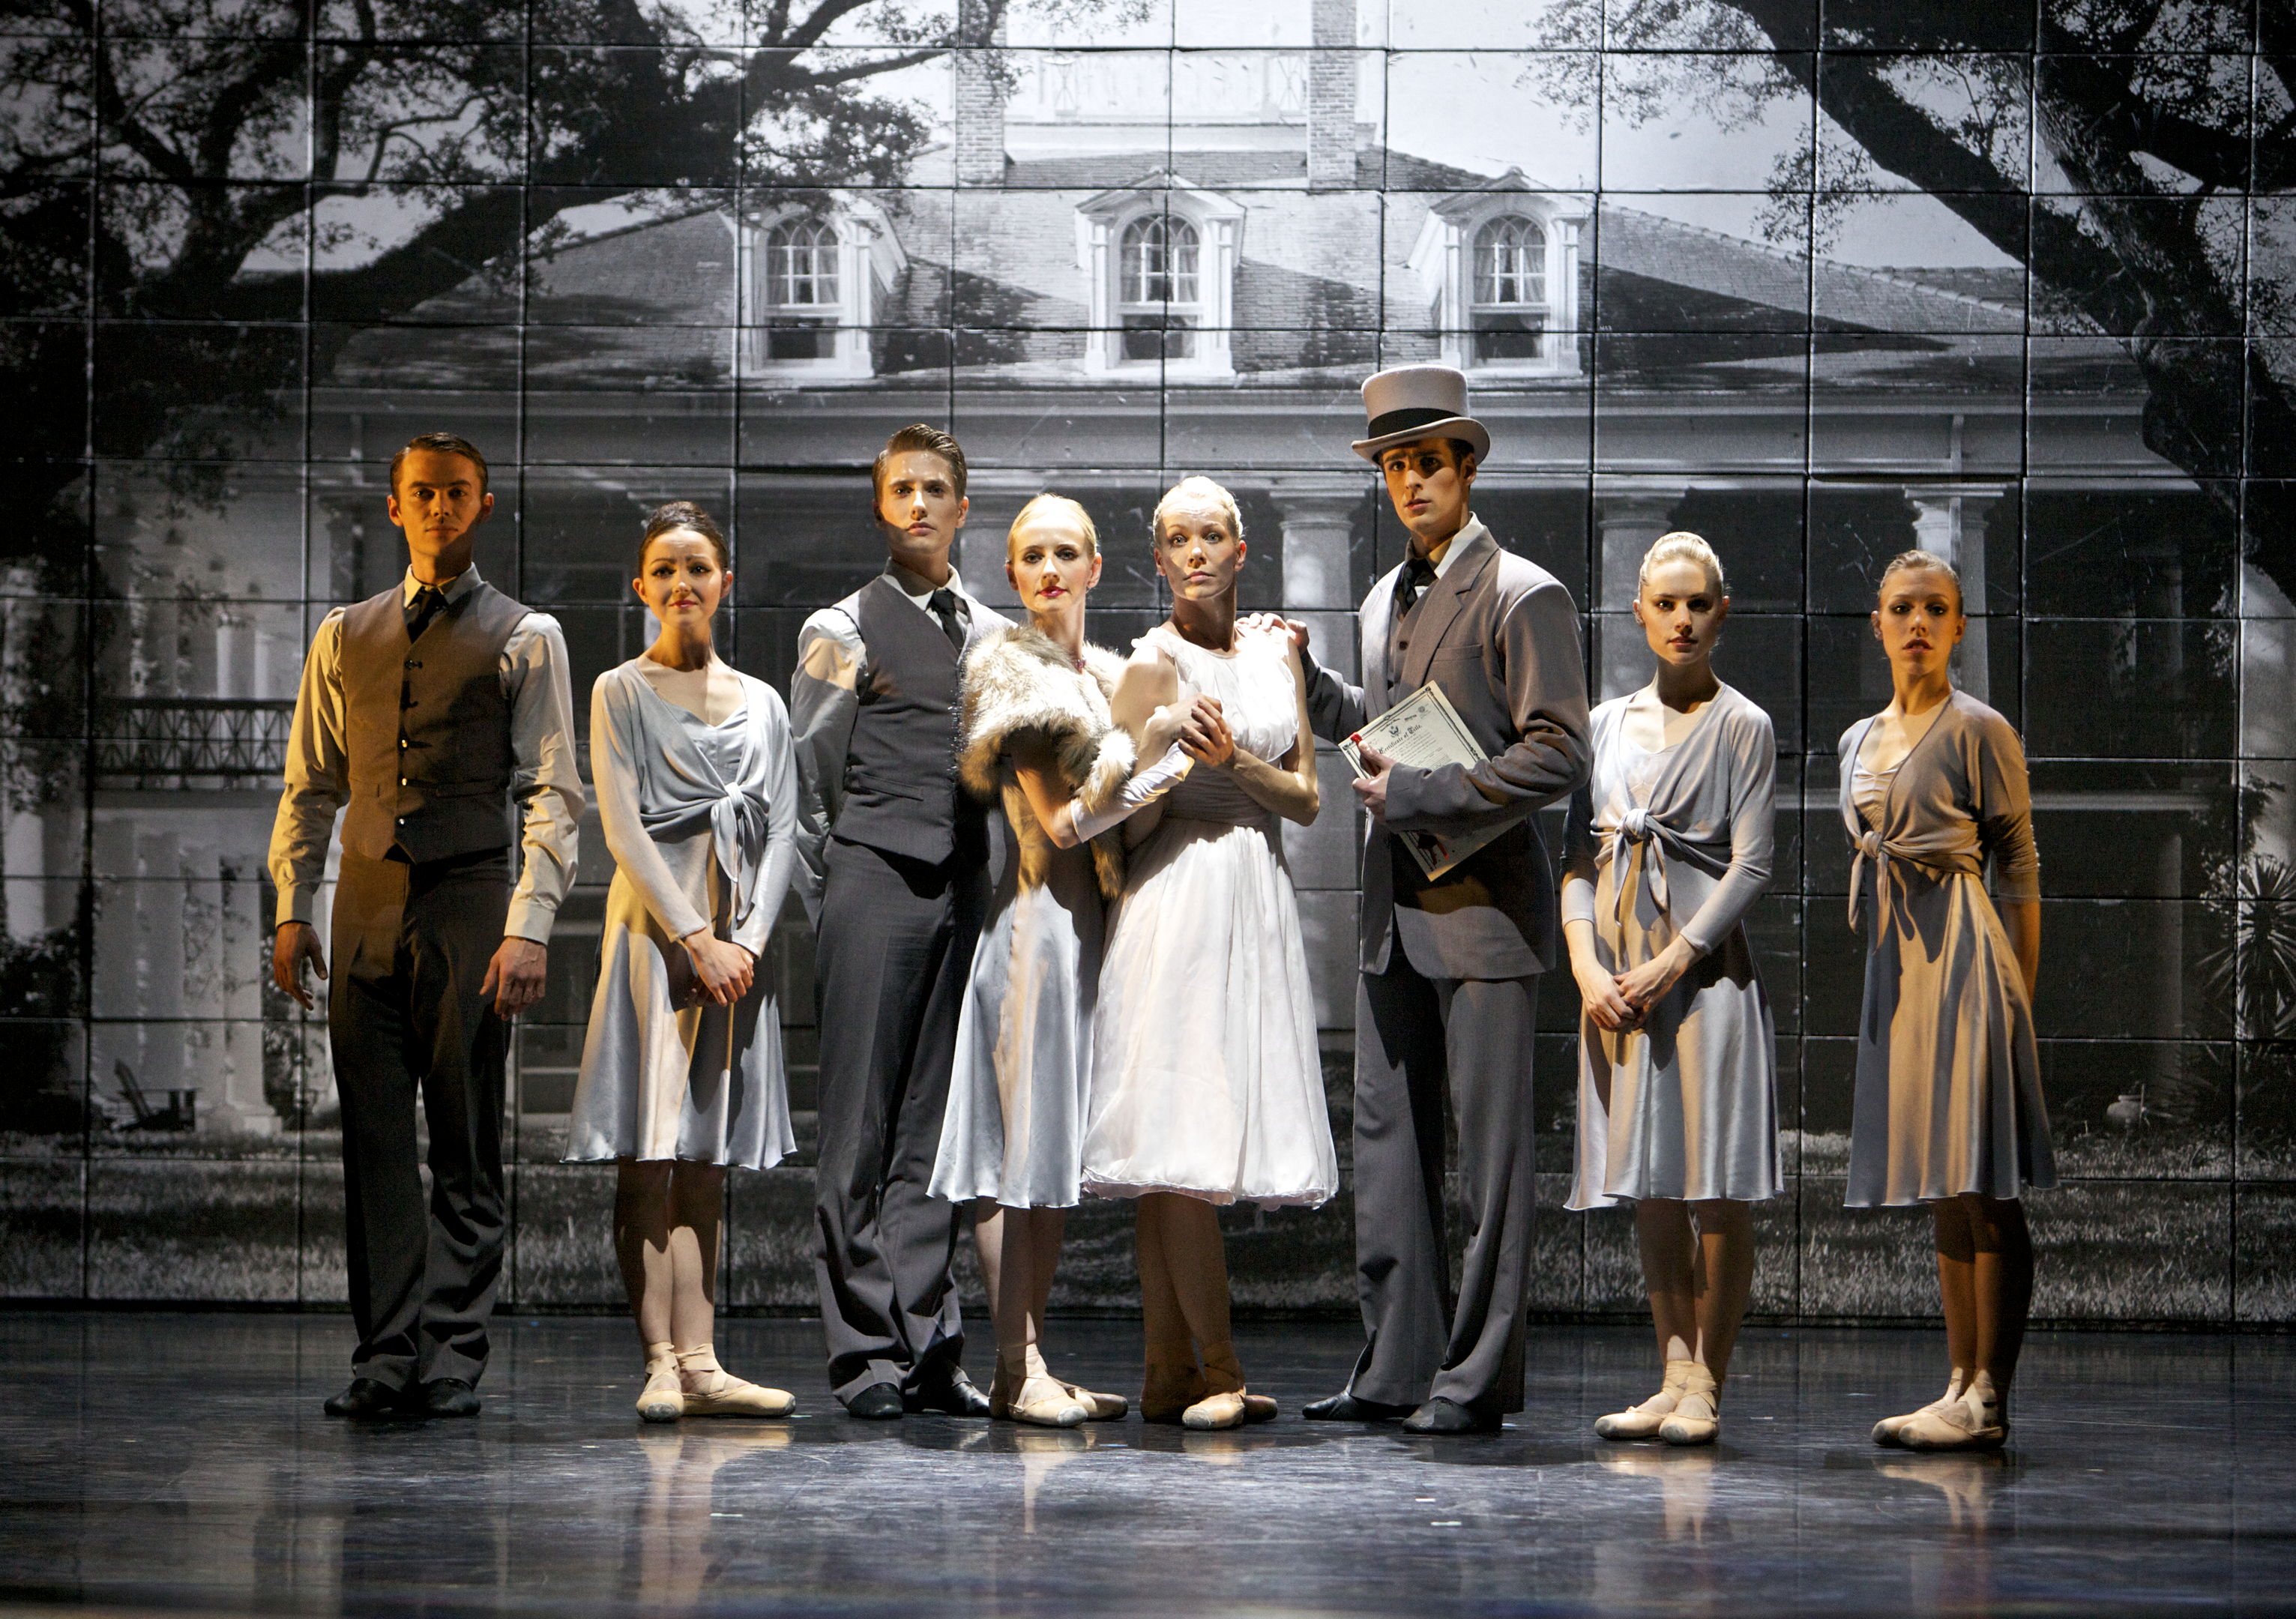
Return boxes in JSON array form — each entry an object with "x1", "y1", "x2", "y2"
[
  {"x1": 501, "y1": 613, "x2": 585, "y2": 944},
  {"x1": 267, "y1": 609, "x2": 351, "y2": 930},
  {"x1": 789, "y1": 608, "x2": 864, "y2": 924}
]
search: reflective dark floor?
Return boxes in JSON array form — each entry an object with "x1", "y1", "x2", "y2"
[{"x1": 2, "y1": 1312, "x2": 2291, "y2": 1618}]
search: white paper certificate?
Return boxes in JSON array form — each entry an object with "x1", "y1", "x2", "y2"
[{"x1": 1337, "y1": 683, "x2": 1515, "y2": 881}]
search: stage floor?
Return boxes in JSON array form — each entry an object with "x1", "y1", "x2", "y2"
[{"x1": 1, "y1": 1312, "x2": 2289, "y2": 1617}]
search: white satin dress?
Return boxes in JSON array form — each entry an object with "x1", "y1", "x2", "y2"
[{"x1": 1080, "y1": 625, "x2": 1337, "y2": 1208}]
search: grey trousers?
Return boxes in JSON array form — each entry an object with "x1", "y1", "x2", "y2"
[
  {"x1": 811, "y1": 836, "x2": 986, "y2": 1405},
  {"x1": 328, "y1": 849, "x2": 511, "y2": 1391},
  {"x1": 1346, "y1": 955, "x2": 1540, "y2": 1415}
]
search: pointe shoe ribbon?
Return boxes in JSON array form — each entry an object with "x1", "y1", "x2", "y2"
[
  {"x1": 636, "y1": 1342, "x2": 683, "y2": 1423},
  {"x1": 1594, "y1": 1358, "x2": 1695, "y2": 1440},
  {"x1": 675, "y1": 1345, "x2": 796, "y2": 1418},
  {"x1": 1657, "y1": 1364, "x2": 1719, "y2": 1447},
  {"x1": 1872, "y1": 1371, "x2": 1968, "y2": 1448}
]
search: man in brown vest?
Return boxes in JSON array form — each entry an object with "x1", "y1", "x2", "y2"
[
  {"x1": 270, "y1": 432, "x2": 584, "y2": 1418},
  {"x1": 791, "y1": 424, "x2": 1008, "y2": 1417}
]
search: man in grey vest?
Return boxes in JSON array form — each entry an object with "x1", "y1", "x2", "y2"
[
  {"x1": 270, "y1": 432, "x2": 583, "y2": 1419},
  {"x1": 1283, "y1": 368, "x2": 1592, "y2": 1434},
  {"x1": 791, "y1": 424, "x2": 1008, "y2": 1418}
]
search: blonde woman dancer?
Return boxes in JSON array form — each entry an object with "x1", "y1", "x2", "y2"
[
  {"x1": 1563, "y1": 532, "x2": 1779, "y2": 1448},
  {"x1": 567, "y1": 501, "x2": 798, "y2": 1422},
  {"x1": 1843, "y1": 549, "x2": 2051, "y2": 1451},
  {"x1": 930, "y1": 494, "x2": 1201, "y2": 1427},
  {"x1": 1082, "y1": 476, "x2": 1337, "y2": 1430}
]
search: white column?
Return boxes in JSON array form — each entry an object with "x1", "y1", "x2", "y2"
[
  {"x1": 208, "y1": 852, "x2": 279, "y2": 1136},
  {"x1": 91, "y1": 818, "x2": 142, "y2": 1117},
  {"x1": 134, "y1": 830, "x2": 187, "y2": 1108},
  {"x1": 1906, "y1": 488, "x2": 1999, "y2": 703},
  {"x1": 1596, "y1": 492, "x2": 1680, "y2": 701},
  {"x1": 181, "y1": 840, "x2": 232, "y2": 1132},
  {"x1": 1270, "y1": 481, "x2": 1364, "y2": 678}
]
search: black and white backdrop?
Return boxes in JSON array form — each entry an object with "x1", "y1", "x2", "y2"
[{"x1": 1, "y1": 0, "x2": 2290, "y2": 1328}]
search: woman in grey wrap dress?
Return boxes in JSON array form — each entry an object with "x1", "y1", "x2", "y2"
[
  {"x1": 1842, "y1": 548, "x2": 2051, "y2": 1453},
  {"x1": 566, "y1": 501, "x2": 798, "y2": 1423},
  {"x1": 1564, "y1": 532, "x2": 1777, "y2": 1449}
]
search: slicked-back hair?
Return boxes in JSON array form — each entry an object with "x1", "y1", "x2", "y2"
[
  {"x1": 638, "y1": 500, "x2": 729, "y2": 575},
  {"x1": 1879, "y1": 547, "x2": 1964, "y2": 613},
  {"x1": 873, "y1": 423, "x2": 968, "y2": 505},
  {"x1": 1638, "y1": 530, "x2": 1727, "y2": 597},
  {"x1": 1152, "y1": 474, "x2": 1244, "y2": 545},
  {"x1": 389, "y1": 431, "x2": 489, "y2": 497},
  {"x1": 1009, "y1": 492, "x2": 1098, "y2": 558}
]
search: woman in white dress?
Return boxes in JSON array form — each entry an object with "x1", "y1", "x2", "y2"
[
  {"x1": 566, "y1": 501, "x2": 799, "y2": 1423},
  {"x1": 929, "y1": 494, "x2": 1199, "y2": 1427},
  {"x1": 1842, "y1": 549, "x2": 2051, "y2": 1452},
  {"x1": 1082, "y1": 475, "x2": 1338, "y2": 1430},
  {"x1": 1562, "y1": 532, "x2": 1779, "y2": 1449}
]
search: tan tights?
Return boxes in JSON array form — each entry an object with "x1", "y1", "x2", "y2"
[
  {"x1": 1137, "y1": 1193, "x2": 1243, "y2": 1389},
  {"x1": 972, "y1": 1202, "x2": 1069, "y2": 1368},
  {"x1": 1636, "y1": 1198, "x2": 1754, "y2": 1381},
  {"x1": 615, "y1": 1159, "x2": 726, "y2": 1354},
  {"x1": 1934, "y1": 1193, "x2": 2034, "y2": 1400}
]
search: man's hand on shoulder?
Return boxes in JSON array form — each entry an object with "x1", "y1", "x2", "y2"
[
  {"x1": 481, "y1": 936, "x2": 549, "y2": 1018},
  {"x1": 1242, "y1": 612, "x2": 1311, "y2": 654}
]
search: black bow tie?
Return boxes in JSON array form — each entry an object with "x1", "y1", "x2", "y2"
[{"x1": 1394, "y1": 556, "x2": 1436, "y2": 620}]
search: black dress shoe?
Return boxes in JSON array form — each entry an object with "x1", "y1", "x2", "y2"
[
  {"x1": 324, "y1": 1378, "x2": 412, "y2": 1419},
  {"x1": 1402, "y1": 1396, "x2": 1501, "y2": 1435},
  {"x1": 905, "y1": 1366, "x2": 992, "y2": 1418},
  {"x1": 419, "y1": 1378, "x2": 481, "y2": 1417},
  {"x1": 1302, "y1": 1392, "x2": 1414, "y2": 1423},
  {"x1": 846, "y1": 1383, "x2": 906, "y2": 1420}
]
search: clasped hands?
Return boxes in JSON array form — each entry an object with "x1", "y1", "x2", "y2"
[
  {"x1": 271, "y1": 920, "x2": 552, "y2": 1019},
  {"x1": 1573, "y1": 936, "x2": 1698, "y2": 1032},
  {"x1": 680, "y1": 931, "x2": 757, "y2": 1007},
  {"x1": 1145, "y1": 693, "x2": 1238, "y2": 768}
]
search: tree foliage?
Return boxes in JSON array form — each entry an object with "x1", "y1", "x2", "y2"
[{"x1": 1535, "y1": 0, "x2": 2296, "y2": 603}]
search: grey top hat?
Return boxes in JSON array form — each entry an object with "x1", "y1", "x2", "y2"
[{"x1": 1351, "y1": 364, "x2": 1492, "y2": 464}]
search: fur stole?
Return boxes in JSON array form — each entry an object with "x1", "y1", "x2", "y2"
[{"x1": 957, "y1": 624, "x2": 1136, "y2": 900}]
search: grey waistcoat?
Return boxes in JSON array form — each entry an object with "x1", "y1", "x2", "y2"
[
  {"x1": 339, "y1": 579, "x2": 528, "y2": 864},
  {"x1": 835, "y1": 575, "x2": 980, "y2": 869}
]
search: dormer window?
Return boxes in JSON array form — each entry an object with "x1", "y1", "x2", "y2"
[
  {"x1": 1408, "y1": 181, "x2": 1584, "y2": 376},
  {"x1": 1471, "y1": 217, "x2": 1548, "y2": 363},
  {"x1": 1076, "y1": 175, "x2": 1244, "y2": 379},
  {"x1": 1120, "y1": 215, "x2": 1202, "y2": 361},
  {"x1": 744, "y1": 195, "x2": 906, "y2": 382}
]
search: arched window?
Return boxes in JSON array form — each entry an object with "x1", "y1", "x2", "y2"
[
  {"x1": 1118, "y1": 214, "x2": 1201, "y2": 361},
  {"x1": 1470, "y1": 216, "x2": 1547, "y2": 363},
  {"x1": 762, "y1": 217, "x2": 840, "y2": 361}
]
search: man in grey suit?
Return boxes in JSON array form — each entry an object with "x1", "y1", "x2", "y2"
[
  {"x1": 1286, "y1": 367, "x2": 1592, "y2": 1434},
  {"x1": 790, "y1": 424, "x2": 1009, "y2": 1418}
]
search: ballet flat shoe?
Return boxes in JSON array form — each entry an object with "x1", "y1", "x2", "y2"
[
  {"x1": 1658, "y1": 1392, "x2": 1719, "y2": 1447},
  {"x1": 1181, "y1": 1389, "x2": 1249, "y2": 1431},
  {"x1": 636, "y1": 1367, "x2": 684, "y2": 1424},
  {"x1": 1058, "y1": 1380, "x2": 1129, "y2": 1421},
  {"x1": 1896, "y1": 1392, "x2": 2006, "y2": 1453},
  {"x1": 681, "y1": 1378, "x2": 795, "y2": 1419}
]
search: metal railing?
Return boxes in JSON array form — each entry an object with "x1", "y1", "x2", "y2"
[{"x1": 94, "y1": 697, "x2": 296, "y2": 789}]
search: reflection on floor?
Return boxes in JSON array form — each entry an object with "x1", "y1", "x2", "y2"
[{"x1": 1, "y1": 1312, "x2": 2287, "y2": 1616}]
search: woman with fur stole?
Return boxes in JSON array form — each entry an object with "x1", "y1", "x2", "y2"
[{"x1": 929, "y1": 493, "x2": 1207, "y2": 1426}]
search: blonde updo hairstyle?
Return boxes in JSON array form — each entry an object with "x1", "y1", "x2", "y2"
[
  {"x1": 1152, "y1": 474, "x2": 1245, "y2": 544},
  {"x1": 1636, "y1": 530, "x2": 1726, "y2": 598},
  {"x1": 1878, "y1": 547, "x2": 1964, "y2": 614},
  {"x1": 1007, "y1": 492, "x2": 1099, "y2": 558}
]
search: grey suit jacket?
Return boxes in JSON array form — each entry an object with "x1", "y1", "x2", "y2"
[{"x1": 1301, "y1": 519, "x2": 1592, "y2": 980}]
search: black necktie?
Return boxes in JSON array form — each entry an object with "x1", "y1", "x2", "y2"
[
  {"x1": 408, "y1": 585, "x2": 448, "y2": 642},
  {"x1": 1393, "y1": 556, "x2": 1435, "y2": 621},
  {"x1": 928, "y1": 588, "x2": 965, "y2": 654}
]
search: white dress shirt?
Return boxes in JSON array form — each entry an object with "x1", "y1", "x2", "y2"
[{"x1": 267, "y1": 563, "x2": 586, "y2": 944}]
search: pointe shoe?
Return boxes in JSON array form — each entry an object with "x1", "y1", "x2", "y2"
[
  {"x1": 1658, "y1": 1365, "x2": 1719, "y2": 1447},
  {"x1": 1897, "y1": 1384, "x2": 2006, "y2": 1453},
  {"x1": 675, "y1": 1345, "x2": 795, "y2": 1419},
  {"x1": 1241, "y1": 1393, "x2": 1277, "y2": 1424},
  {"x1": 1595, "y1": 1358, "x2": 1696, "y2": 1441},
  {"x1": 1181, "y1": 1389, "x2": 1249, "y2": 1431},
  {"x1": 1872, "y1": 1371, "x2": 1968, "y2": 1448},
  {"x1": 1057, "y1": 1380, "x2": 1130, "y2": 1421},
  {"x1": 636, "y1": 1342, "x2": 683, "y2": 1423},
  {"x1": 989, "y1": 1359, "x2": 1087, "y2": 1427}
]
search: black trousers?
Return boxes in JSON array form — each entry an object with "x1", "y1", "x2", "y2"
[
  {"x1": 329, "y1": 848, "x2": 511, "y2": 1390},
  {"x1": 1346, "y1": 951, "x2": 1540, "y2": 1415},
  {"x1": 810, "y1": 836, "x2": 986, "y2": 1404}
]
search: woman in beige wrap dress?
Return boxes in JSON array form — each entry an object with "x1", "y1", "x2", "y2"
[
  {"x1": 1841, "y1": 548, "x2": 2052, "y2": 1453},
  {"x1": 1564, "y1": 532, "x2": 1778, "y2": 1449},
  {"x1": 567, "y1": 501, "x2": 799, "y2": 1423}
]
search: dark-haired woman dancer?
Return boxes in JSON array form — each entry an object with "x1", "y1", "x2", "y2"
[
  {"x1": 1843, "y1": 548, "x2": 2051, "y2": 1451},
  {"x1": 567, "y1": 501, "x2": 801, "y2": 1422}
]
